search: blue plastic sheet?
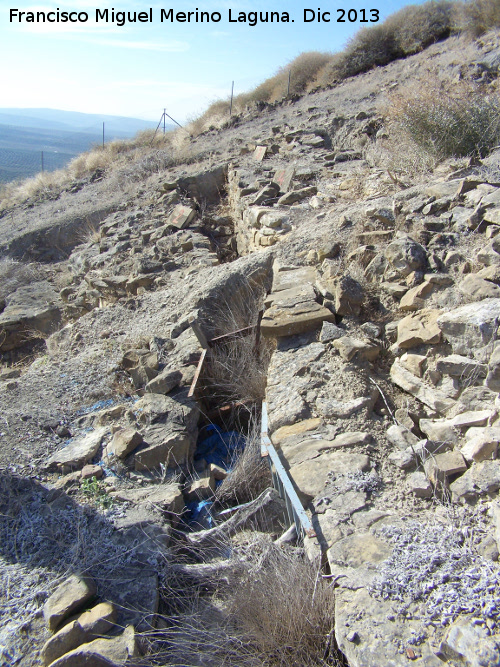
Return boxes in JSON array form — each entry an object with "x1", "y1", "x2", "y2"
[
  {"x1": 187, "y1": 425, "x2": 247, "y2": 528},
  {"x1": 194, "y1": 424, "x2": 246, "y2": 469}
]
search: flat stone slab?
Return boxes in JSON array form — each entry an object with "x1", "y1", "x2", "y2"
[
  {"x1": 271, "y1": 266, "x2": 317, "y2": 292},
  {"x1": 46, "y1": 428, "x2": 108, "y2": 471},
  {"x1": 261, "y1": 301, "x2": 335, "y2": 337},
  {"x1": 288, "y1": 451, "x2": 371, "y2": 502}
]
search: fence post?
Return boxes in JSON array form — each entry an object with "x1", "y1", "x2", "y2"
[
  {"x1": 287, "y1": 70, "x2": 291, "y2": 97},
  {"x1": 229, "y1": 81, "x2": 234, "y2": 117},
  {"x1": 102, "y1": 122, "x2": 105, "y2": 148},
  {"x1": 41, "y1": 151, "x2": 44, "y2": 173}
]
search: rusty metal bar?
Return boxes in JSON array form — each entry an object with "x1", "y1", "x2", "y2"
[
  {"x1": 261, "y1": 402, "x2": 316, "y2": 539},
  {"x1": 188, "y1": 349, "x2": 207, "y2": 398},
  {"x1": 209, "y1": 325, "x2": 257, "y2": 345}
]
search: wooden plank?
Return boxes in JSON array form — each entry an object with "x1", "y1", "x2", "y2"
[
  {"x1": 188, "y1": 349, "x2": 207, "y2": 398},
  {"x1": 189, "y1": 319, "x2": 209, "y2": 349}
]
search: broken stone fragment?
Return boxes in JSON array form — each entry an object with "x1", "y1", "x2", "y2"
[
  {"x1": 278, "y1": 185, "x2": 317, "y2": 206},
  {"x1": 333, "y1": 336, "x2": 380, "y2": 362},
  {"x1": 390, "y1": 359, "x2": 455, "y2": 414},
  {"x1": 44, "y1": 575, "x2": 97, "y2": 633},
  {"x1": 460, "y1": 429, "x2": 500, "y2": 462},
  {"x1": 385, "y1": 235, "x2": 427, "y2": 277},
  {"x1": 135, "y1": 430, "x2": 191, "y2": 471},
  {"x1": 450, "y1": 460, "x2": 500, "y2": 501},
  {"x1": 166, "y1": 204, "x2": 196, "y2": 230}
]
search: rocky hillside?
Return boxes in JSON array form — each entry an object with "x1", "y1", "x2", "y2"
[{"x1": 1, "y1": 28, "x2": 500, "y2": 667}]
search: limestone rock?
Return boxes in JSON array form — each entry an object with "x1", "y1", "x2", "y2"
[
  {"x1": 42, "y1": 603, "x2": 117, "y2": 666},
  {"x1": 46, "y1": 428, "x2": 108, "y2": 472},
  {"x1": 459, "y1": 274, "x2": 500, "y2": 300},
  {"x1": 461, "y1": 430, "x2": 499, "y2": 462},
  {"x1": 437, "y1": 299, "x2": 500, "y2": 360},
  {"x1": 145, "y1": 368, "x2": 182, "y2": 395},
  {"x1": 0, "y1": 281, "x2": 62, "y2": 352},
  {"x1": 390, "y1": 359, "x2": 455, "y2": 414},
  {"x1": 319, "y1": 321, "x2": 344, "y2": 343},
  {"x1": 333, "y1": 336, "x2": 380, "y2": 362},
  {"x1": 44, "y1": 575, "x2": 97, "y2": 632},
  {"x1": 407, "y1": 471, "x2": 433, "y2": 497},
  {"x1": 424, "y1": 450, "x2": 467, "y2": 485},
  {"x1": 486, "y1": 342, "x2": 500, "y2": 392},
  {"x1": 441, "y1": 621, "x2": 500, "y2": 667},
  {"x1": 111, "y1": 483, "x2": 184, "y2": 527},
  {"x1": 396, "y1": 310, "x2": 442, "y2": 349},
  {"x1": 261, "y1": 298, "x2": 335, "y2": 337},
  {"x1": 271, "y1": 418, "x2": 323, "y2": 446},
  {"x1": 385, "y1": 236, "x2": 427, "y2": 277},
  {"x1": 436, "y1": 354, "x2": 488, "y2": 378},
  {"x1": 135, "y1": 429, "x2": 191, "y2": 470},
  {"x1": 316, "y1": 393, "x2": 378, "y2": 419},
  {"x1": 400, "y1": 281, "x2": 433, "y2": 310},
  {"x1": 278, "y1": 185, "x2": 317, "y2": 205},
  {"x1": 48, "y1": 625, "x2": 138, "y2": 666},
  {"x1": 333, "y1": 275, "x2": 364, "y2": 316},
  {"x1": 386, "y1": 424, "x2": 419, "y2": 450},
  {"x1": 107, "y1": 428, "x2": 143, "y2": 459},
  {"x1": 288, "y1": 452, "x2": 371, "y2": 502},
  {"x1": 450, "y1": 460, "x2": 500, "y2": 500}
]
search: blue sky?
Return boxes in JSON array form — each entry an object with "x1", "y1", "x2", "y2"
[{"x1": 1, "y1": 0, "x2": 430, "y2": 122}]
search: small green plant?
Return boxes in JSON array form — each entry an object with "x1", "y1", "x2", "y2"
[{"x1": 81, "y1": 477, "x2": 113, "y2": 509}]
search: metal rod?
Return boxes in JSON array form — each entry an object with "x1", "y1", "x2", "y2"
[
  {"x1": 41, "y1": 151, "x2": 44, "y2": 173},
  {"x1": 287, "y1": 70, "x2": 291, "y2": 97},
  {"x1": 229, "y1": 81, "x2": 234, "y2": 117},
  {"x1": 102, "y1": 122, "x2": 105, "y2": 148},
  {"x1": 261, "y1": 402, "x2": 316, "y2": 538}
]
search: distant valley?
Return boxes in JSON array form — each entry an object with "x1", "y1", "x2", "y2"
[{"x1": 0, "y1": 108, "x2": 164, "y2": 183}]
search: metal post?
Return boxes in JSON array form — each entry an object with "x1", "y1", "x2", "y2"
[
  {"x1": 41, "y1": 151, "x2": 44, "y2": 173},
  {"x1": 287, "y1": 70, "x2": 291, "y2": 97},
  {"x1": 229, "y1": 81, "x2": 234, "y2": 117},
  {"x1": 102, "y1": 122, "x2": 105, "y2": 148},
  {"x1": 163, "y1": 108, "x2": 166, "y2": 134}
]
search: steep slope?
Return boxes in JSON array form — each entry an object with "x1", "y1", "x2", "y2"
[{"x1": 1, "y1": 29, "x2": 500, "y2": 667}]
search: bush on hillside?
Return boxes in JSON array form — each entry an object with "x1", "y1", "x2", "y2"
[
  {"x1": 387, "y1": 80, "x2": 500, "y2": 161},
  {"x1": 314, "y1": 0, "x2": 456, "y2": 86},
  {"x1": 460, "y1": 0, "x2": 500, "y2": 35}
]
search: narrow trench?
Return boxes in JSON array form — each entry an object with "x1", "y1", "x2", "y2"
[{"x1": 150, "y1": 278, "x2": 350, "y2": 667}]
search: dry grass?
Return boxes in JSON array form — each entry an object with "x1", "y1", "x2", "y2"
[
  {"x1": 215, "y1": 422, "x2": 271, "y2": 507},
  {"x1": 200, "y1": 280, "x2": 274, "y2": 407},
  {"x1": 384, "y1": 78, "x2": 500, "y2": 175},
  {"x1": 460, "y1": 0, "x2": 500, "y2": 35},
  {"x1": 143, "y1": 538, "x2": 340, "y2": 667}
]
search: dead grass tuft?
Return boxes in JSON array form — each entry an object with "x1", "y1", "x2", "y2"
[
  {"x1": 215, "y1": 422, "x2": 271, "y2": 507},
  {"x1": 384, "y1": 78, "x2": 500, "y2": 175}
]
